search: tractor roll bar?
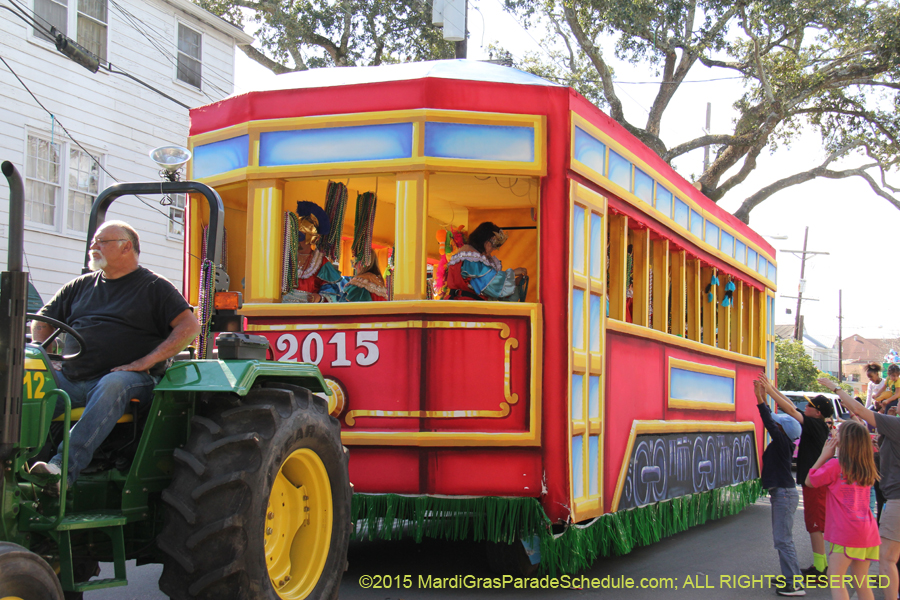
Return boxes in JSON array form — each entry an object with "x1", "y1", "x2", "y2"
[{"x1": 84, "y1": 181, "x2": 225, "y2": 272}]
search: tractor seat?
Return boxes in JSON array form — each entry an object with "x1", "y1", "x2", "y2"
[{"x1": 51, "y1": 399, "x2": 141, "y2": 424}]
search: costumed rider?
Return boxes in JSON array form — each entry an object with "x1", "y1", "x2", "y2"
[
  {"x1": 446, "y1": 221, "x2": 527, "y2": 302},
  {"x1": 341, "y1": 254, "x2": 387, "y2": 302},
  {"x1": 283, "y1": 201, "x2": 343, "y2": 303}
]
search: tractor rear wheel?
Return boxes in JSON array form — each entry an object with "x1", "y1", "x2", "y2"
[
  {"x1": 0, "y1": 541, "x2": 64, "y2": 600},
  {"x1": 157, "y1": 383, "x2": 351, "y2": 600}
]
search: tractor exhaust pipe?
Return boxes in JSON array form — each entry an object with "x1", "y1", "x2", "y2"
[
  {"x1": 2, "y1": 161, "x2": 24, "y2": 272},
  {"x1": 0, "y1": 160, "x2": 28, "y2": 459}
]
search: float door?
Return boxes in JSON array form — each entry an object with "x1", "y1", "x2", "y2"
[{"x1": 568, "y1": 183, "x2": 607, "y2": 521}]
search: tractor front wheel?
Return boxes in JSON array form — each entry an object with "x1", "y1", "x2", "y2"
[
  {"x1": 0, "y1": 542, "x2": 64, "y2": 600},
  {"x1": 158, "y1": 382, "x2": 351, "y2": 600}
]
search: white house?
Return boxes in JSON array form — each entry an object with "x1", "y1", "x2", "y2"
[{"x1": 0, "y1": 0, "x2": 252, "y2": 300}]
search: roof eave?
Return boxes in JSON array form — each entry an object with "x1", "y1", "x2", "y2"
[{"x1": 161, "y1": 0, "x2": 254, "y2": 45}]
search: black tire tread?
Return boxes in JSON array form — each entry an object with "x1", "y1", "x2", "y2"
[{"x1": 157, "y1": 384, "x2": 351, "y2": 600}]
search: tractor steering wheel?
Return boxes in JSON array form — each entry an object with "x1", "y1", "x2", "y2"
[{"x1": 26, "y1": 313, "x2": 86, "y2": 361}]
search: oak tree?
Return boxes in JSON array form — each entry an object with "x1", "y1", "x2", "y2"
[
  {"x1": 195, "y1": 0, "x2": 456, "y2": 73},
  {"x1": 502, "y1": 0, "x2": 900, "y2": 222}
]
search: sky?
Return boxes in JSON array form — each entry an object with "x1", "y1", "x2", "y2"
[{"x1": 231, "y1": 0, "x2": 899, "y2": 345}]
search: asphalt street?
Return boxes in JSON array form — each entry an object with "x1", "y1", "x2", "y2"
[{"x1": 86, "y1": 492, "x2": 877, "y2": 599}]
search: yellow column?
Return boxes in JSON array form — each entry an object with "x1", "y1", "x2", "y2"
[
  {"x1": 632, "y1": 228, "x2": 650, "y2": 327},
  {"x1": 701, "y1": 266, "x2": 717, "y2": 346},
  {"x1": 747, "y1": 287, "x2": 758, "y2": 357},
  {"x1": 394, "y1": 173, "x2": 428, "y2": 300},
  {"x1": 686, "y1": 258, "x2": 701, "y2": 342},
  {"x1": 670, "y1": 250, "x2": 686, "y2": 338},
  {"x1": 758, "y1": 290, "x2": 768, "y2": 360},
  {"x1": 245, "y1": 179, "x2": 284, "y2": 303},
  {"x1": 651, "y1": 239, "x2": 669, "y2": 332},
  {"x1": 608, "y1": 214, "x2": 628, "y2": 320},
  {"x1": 731, "y1": 281, "x2": 744, "y2": 354},
  {"x1": 717, "y1": 279, "x2": 731, "y2": 351}
]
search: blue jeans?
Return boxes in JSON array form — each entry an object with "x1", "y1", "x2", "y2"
[
  {"x1": 50, "y1": 369, "x2": 159, "y2": 485},
  {"x1": 770, "y1": 486, "x2": 802, "y2": 582}
]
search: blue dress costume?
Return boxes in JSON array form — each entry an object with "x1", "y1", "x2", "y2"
[{"x1": 446, "y1": 248, "x2": 526, "y2": 302}]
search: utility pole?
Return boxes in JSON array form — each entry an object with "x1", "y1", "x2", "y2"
[
  {"x1": 702, "y1": 103, "x2": 712, "y2": 173},
  {"x1": 838, "y1": 289, "x2": 843, "y2": 383},
  {"x1": 779, "y1": 226, "x2": 829, "y2": 341}
]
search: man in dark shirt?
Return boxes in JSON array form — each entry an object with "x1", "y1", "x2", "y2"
[
  {"x1": 758, "y1": 374, "x2": 833, "y2": 579},
  {"x1": 30, "y1": 221, "x2": 199, "y2": 492},
  {"x1": 756, "y1": 380, "x2": 805, "y2": 596}
]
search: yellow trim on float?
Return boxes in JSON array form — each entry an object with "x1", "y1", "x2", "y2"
[
  {"x1": 610, "y1": 420, "x2": 759, "y2": 513},
  {"x1": 188, "y1": 109, "x2": 546, "y2": 183},
  {"x1": 669, "y1": 357, "x2": 736, "y2": 379},
  {"x1": 569, "y1": 112, "x2": 776, "y2": 290},
  {"x1": 607, "y1": 319, "x2": 766, "y2": 367},
  {"x1": 245, "y1": 303, "x2": 542, "y2": 447}
]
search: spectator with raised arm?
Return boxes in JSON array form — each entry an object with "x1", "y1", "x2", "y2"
[
  {"x1": 758, "y1": 373, "x2": 834, "y2": 580},
  {"x1": 818, "y1": 376, "x2": 900, "y2": 600}
]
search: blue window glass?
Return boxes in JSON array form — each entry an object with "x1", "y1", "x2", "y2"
[
  {"x1": 768, "y1": 261, "x2": 776, "y2": 282},
  {"x1": 756, "y1": 255, "x2": 766, "y2": 275},
  {"x1": 634, "y1": 168, "x2": 653, "y2": 203},
  {"x1": 573, "y1": 205, "x2": 585, "y2": 275},
  {"x1": 590, "y1": 213, "x2": 603, "y2": 279},
  {"x1": 674, "y1": 198, "x2": 689, "y2": 229},
  {"x1": 656, "y1": 186, "x2": 673, "y2": 218},
  {"x1": 572, "y1": 289, "x2": 584, "y2": 350},
  {"x1": 748, "y1": 248, "x2": 758, "y2": 270},
  {"x1": 588, "y1": 376, "x2": 600, "y2": 419},
  {"x1": 573, "y1": 127, "x2": 606, "y2": 176},
  {"x1": 589, "y1": 294, "x2": 601, "y2": 352},
  {"x1": 705, "y1": 221, "x2": 720, "y2": 248},
  {"x1": 608, "y1": 150, "x2": 632, "y2": 191},
  {"x1": 735, "y1": 239, "x2": 746, "y2": 262},
  {"x1": 721, "y1": 232, "x2": 734, "y2": 257},
  {"x1": 571, "y1": 374, "x2": 583, "y2": 420},
  {"x1": 588, "y1": 435, "x2": 599, "y2": 496},
  {"x1": 690, "y1": 209, "x2": 703, "y2": 238},
  {"x1": 572, "y1": 436, "x2": 583, "y2": 499}
]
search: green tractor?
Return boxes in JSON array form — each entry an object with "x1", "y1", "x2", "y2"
[{"x1": 0, "y1": 160, "x2": 351, "y2": 600}]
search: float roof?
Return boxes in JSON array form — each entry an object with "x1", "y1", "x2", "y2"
[{"x1": 237, "y1": 59, "x2": 562, "y2": 94}]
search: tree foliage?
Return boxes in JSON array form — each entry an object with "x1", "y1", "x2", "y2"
[
  {"x1": 195, "y1": 0, "x2": 456, "y2": 73},
  {"x1": 501, "y1": 0, "x2": 900, "y2": 222},
  {"x1": 776, "y1": 338, "x2": 820, "y2": 391}
]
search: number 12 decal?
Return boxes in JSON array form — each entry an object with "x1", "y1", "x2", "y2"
[{"x1": 276, "y1": 331, "x2": 379, "y2": 367}]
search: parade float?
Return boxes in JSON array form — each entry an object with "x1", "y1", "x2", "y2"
[{"x1": 184, "y1": 60, "x2": 776, "y2": 574}]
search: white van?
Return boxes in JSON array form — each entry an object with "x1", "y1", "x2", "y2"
[{"x1": 779, "y1": 391, "x2": 850, "y2": 422}]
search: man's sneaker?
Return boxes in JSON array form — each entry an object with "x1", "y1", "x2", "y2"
[
  {"x1": 30, "y1": 461, "x2": 62, "y2": 496},
  {"x1": 776, "y1": 583, "x2": 806, "y2": 597},
  {"x1": 801, "y1": 565, "x2": 827, "y2": 578}
]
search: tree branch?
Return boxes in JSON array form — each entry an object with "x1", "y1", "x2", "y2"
[
  {"x1": 733, "y1": 146, "x2": 900, "y2": 222},
  {"x1": 662, "y1": 133, "x2": 756, "y2": 162},
  {"x1": 239, "y1": 45, "x2": 298, "y2": 73},
  {"x1": 562, "y1": 6, "x2": 625, "y2": 123}
]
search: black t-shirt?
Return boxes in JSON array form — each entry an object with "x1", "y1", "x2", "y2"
[
  {"x1": 795, "y1": 416, "x2": 830, "y2": 486},
  {"x1": 39, "y1": 267, "x2": 191, "y2": 381}
]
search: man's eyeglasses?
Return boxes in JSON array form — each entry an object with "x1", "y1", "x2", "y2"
[{"x1": 91, "y1": 238, "x2": 127, "y2": 246}]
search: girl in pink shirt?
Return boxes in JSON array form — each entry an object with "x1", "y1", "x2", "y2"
[{"x1": 806, "y1": 421, "x2": 880, "y2": 600}]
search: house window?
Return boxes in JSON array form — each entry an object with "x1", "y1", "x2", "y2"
[
  {"x1": 77, "y1": 0, "x2": 108, "y2": 60},
  {"x1": 25, "y1": 134, "x2": 102, "y2": 234},
  {"x1": 177, "y1": 23, "x2": 202, "y2": 88},
  {"x1": 168, "y1": 194, "x2": 186, "y2": 238},
  {"x1": 67, "y1": 147, "x2": 100, "y2": 232},
  {"x1": 34, "y1": 0, "x2": 67, "y2": 37},
  {"x1": 25, "y1": 136, "x2": 61, "y2": 226},
  {"x1": 33, "y1": 0, "x2": 108, "y2": 61}
]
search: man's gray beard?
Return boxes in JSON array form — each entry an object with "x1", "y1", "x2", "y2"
[{"x1": 88, "y1": 256, "x2": 107, "y2": 272}]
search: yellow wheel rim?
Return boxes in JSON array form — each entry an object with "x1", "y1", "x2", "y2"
[{"x1": 265, "y1": 448, "x2": 333, "y2": 599}]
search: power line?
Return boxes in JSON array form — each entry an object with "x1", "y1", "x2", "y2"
[
  {"x1": 108, "y1": 0, "x2": 232, "y2": 99},
  {"x1": 0, "y1": 53, "x2": 182, "y2": 225}
]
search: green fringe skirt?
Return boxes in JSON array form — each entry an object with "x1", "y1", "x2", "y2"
[{"x1": 351, "y1": 479, "x2": 762, "y2": 575}]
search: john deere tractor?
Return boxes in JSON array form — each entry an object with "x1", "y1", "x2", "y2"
[{"x1": 0, "y1": 160, "x2": 351, "y2": 600}]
